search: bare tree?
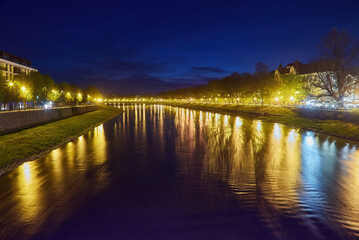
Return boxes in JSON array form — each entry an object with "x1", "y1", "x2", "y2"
[
  {"x1": 313, "y1": 29, "x2": 359, "y2": 101},
  {"x1": 254, "y1": 61, "x2": 269, "y2": 78},
  {"x1": 254, "y1": 62, "x2": 271, "y2": 105}
]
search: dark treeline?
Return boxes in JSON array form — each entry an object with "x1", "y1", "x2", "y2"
[{"x1": 0, "y1": 71, "x2": 102, "y2": 110}]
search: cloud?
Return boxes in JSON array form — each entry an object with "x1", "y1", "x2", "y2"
[
  {"x1": 45, "y1": 48, "x2": 225, "y2": 95},
  {"x1": 168, "y1": 75, "x2": 216, "y2": 84},
  {"x1": 191, "y1": 67, "x2": 225, "y2": 73},
  {"x1": 76, "y1": 75, "x2": 197, "y2": 95}
]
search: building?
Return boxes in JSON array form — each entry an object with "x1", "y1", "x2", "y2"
[
  {"x1": 274, "y1": 60, "x2": 330, "y2": 98},
  {"x1": 0, "y1": 50, "x2": 38, "y2": 81}
]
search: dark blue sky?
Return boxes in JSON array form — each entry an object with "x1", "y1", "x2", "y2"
[{"x1": 1, "y1": 0, "x2": 359, "y2": 95}]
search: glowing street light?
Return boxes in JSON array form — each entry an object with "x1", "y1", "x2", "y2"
[
  {"x1": 9, "y1": 82, "x2": 14, "y2": 87},
  {"x1": 21, "y1": 86, "x2": 26, "y2": 92},
  {"x1": 275, "y1": 97, "x2": 279, "y2": 101},
  {"x1": 290, "y1": 96, "x2": 295, "y2": 101}
]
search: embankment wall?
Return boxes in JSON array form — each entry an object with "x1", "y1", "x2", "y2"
[{"x1": 0, "y1": 105, "x2": 100, "y2": 135}]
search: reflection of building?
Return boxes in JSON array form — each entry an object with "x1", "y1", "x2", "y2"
[
  {"x1": 274, "y1": 60, "x2": 326, "y2": 97},
  {"x1": 0, "y1": 50, "x2": 38, "y2": 81}
]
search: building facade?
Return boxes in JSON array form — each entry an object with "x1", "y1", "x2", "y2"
[
  {"x1": 0, "y1": 50, "x2": 38, "y2": 81},
  {"x1": 274, "y1": 60, "x2": 329, "y2": 98}
]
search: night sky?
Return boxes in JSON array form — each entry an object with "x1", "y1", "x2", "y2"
[{"x1": 1, "y1": 0, "x2": 359, "y2": 95}]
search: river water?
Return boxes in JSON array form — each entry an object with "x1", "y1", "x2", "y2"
[{"x1": 1, "y1": 104, "x2": 359, "y2": 239}]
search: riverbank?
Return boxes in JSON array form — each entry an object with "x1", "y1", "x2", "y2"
[
  {"x1": 152, "y1": 102, "x2": 359, "y2": 142},
  {"x1": 0, "y1": 106, "x2": 123, "y2": 175}
]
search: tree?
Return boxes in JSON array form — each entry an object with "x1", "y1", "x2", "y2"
[
  {"x1": 16, "y1": 74, "x2": 34, "y2": 104},
  {"x1": 313, "y1": 29, "x2": 359, "y2": 102},
  {"x1": 42, "y1": 75, "x2": 55, "y2": 101},
  {"x1": 0, "y1": 71, "x2": 20, "y2": 109},
  {"x1": 29, "y1": 72, "x2": 45, "y2": 101},
  {"x1": 255, "y1": 62, "x2": 269, "y2": 77},
  {"x1": 0, "y1": 70, "x2": 7, "y2": 103},
  {"x1": 59, "y1": 82, "x2": 75, "y2": 103},
  {"x1": 85, "y1": 86, "x2": 101, "y2": 102},
  {"x1": 277, "y1": 74, "x2": 308, "y2": 105},
  {"x1": 254, "y1": 62, "x2": 272, "y2": 105}
]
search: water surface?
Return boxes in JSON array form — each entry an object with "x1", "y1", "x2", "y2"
[{"x1": 0, "y1": 104, "x2": 359, "y2": 239}]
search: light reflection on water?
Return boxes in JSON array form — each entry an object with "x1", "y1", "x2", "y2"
[
  {"x1": 163, "y1": 104, "x2": 359, "y2": 238},
  {"x1": 0, "y1": 104, "x2": 359, "y2": 239}
]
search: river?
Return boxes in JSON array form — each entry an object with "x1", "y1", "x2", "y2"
[{"x1": 0, "y1": 104, "x2": 359, "y2": 239}]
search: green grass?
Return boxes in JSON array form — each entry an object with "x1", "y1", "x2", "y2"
[
  {"x1": 0, "y1": 106, "x2": 122, "y2": 170},
  {"x1": 157, "y1": 102, "x2": 359, "y2": 142}
]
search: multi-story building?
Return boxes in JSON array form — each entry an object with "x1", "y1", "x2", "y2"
[
  {"x1": 274, "y1": 60, "x2": 329, "y2": 97},
  {"x1": 0, "y1": 50, "x2": 38, "y2": 81}
]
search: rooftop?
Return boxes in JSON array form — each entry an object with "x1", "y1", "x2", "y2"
[
  {"x1": 276, "y1": 60, "x2": 331, "y2": 74},
  {"x1": 0, "y1": 50, "x2": 32, "y2": 67}
]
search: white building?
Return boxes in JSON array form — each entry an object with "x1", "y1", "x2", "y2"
[{"x1": 0, "y1": 50, "x2": 38, "y2": 81}]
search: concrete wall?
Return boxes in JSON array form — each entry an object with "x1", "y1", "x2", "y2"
[{"x1": 0, "y1": 105, "x2": 100, "y2": 135}]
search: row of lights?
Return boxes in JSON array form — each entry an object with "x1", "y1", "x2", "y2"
[
  {"x1": 103, "y1": 96, "x2": 297, "y2": 102},
  {"x1": 7, "y1": 82, "x2": 98, "y2": 100}
]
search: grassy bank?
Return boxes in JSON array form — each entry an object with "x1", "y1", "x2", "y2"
[
  {"x1": 156, "y1": 102, "x2": 359, "y2": 142},
  {"x1": 0, "y1": 106, "x2": 122, "y2": 173}
]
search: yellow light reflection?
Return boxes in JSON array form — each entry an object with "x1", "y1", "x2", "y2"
[
  {"x1": 224, "y1": 115, "x2": 229, "y2": 126},
  {"x1": 17, "y1": 162, "x2": 42, "y2": 223},
  {"x1": 288, "y1": 129, "x2": 298, "y2": 142},
  {"x1": 93, "y1": 124, "x2": 107, "y2": 165},
  {"x1": 50, "y1": 148, "x2": 64, "y2": 183}
]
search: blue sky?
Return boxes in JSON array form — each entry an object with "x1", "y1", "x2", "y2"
[{"x1": 1, "y1": 0, "x2": 359, "y2": 95}]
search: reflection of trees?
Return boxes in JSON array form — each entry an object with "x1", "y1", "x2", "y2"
[
  {"x1": 331, "y1": 147, "x2": 359, "y2": 237},
  {"x1": 177, "y1": 109, "x2": 306, "y2": 237},
  {"x1": 127, "y1": 105, "x2": 359, "y2": 238}
]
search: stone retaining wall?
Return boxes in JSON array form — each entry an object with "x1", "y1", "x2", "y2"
[{"x1": 0, "y1": 105, "x2": 100, "y2": 135}]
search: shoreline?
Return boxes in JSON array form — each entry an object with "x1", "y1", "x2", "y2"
[
  {"x1": 142, "y1": 102, "x2": 359, "y2": 143},
  {"x1": 0, "y1": 106, "x2": 123, "y2": 176}
]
